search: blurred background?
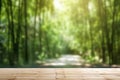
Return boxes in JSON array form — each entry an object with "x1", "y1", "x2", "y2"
[{"x1": 0, "y1": 0, "x2": 120, "y2": 68}]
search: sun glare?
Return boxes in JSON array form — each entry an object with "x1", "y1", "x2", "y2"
[
  {"x1": 88, "y1": 2, "x2": 94, "y2": 11},
  {"x1": 53, "y1": 0, "x2": 64, "y2": 11}
]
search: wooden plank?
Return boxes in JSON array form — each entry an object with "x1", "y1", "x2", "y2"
[{"x1": 0, "y1": 68, "x2": 120, "y2": 80}]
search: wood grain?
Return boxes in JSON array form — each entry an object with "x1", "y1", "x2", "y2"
[{"x1": 0, "y1": 68, "x2": 120, "y2": 80}]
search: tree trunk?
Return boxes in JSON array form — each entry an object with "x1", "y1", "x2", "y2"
[{"x1": 24, "y1": 0, "x2": 29, "y2": 64}]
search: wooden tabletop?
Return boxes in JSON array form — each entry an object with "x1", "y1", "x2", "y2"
[{"x1": 0, "y1": 68, "x2": 120, "y2": 80}]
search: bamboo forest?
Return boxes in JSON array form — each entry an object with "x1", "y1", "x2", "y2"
[{"x1": 0, "y1": 0, "x2": 120, "y2": 68}]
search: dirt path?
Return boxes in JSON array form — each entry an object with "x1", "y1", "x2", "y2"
[
  {"x1": 41, "y1": 54, "x2": 85, "y2": 66},
  {"x1": 35, "y1": 54, "x2": 120, "y2": 68}
]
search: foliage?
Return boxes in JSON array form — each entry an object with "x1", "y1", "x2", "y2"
[{"x1": 0, "y1": 0, "x2": 120, "y2": 67}]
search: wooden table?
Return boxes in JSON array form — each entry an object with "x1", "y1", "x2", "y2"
[{"x1": 0, "y1": 68, "x2": 120, "y2": 80}]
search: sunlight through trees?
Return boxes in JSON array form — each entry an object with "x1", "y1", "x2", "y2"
[{"x1": 0, "y1": 0, "x2": 120, "y2": 67}]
